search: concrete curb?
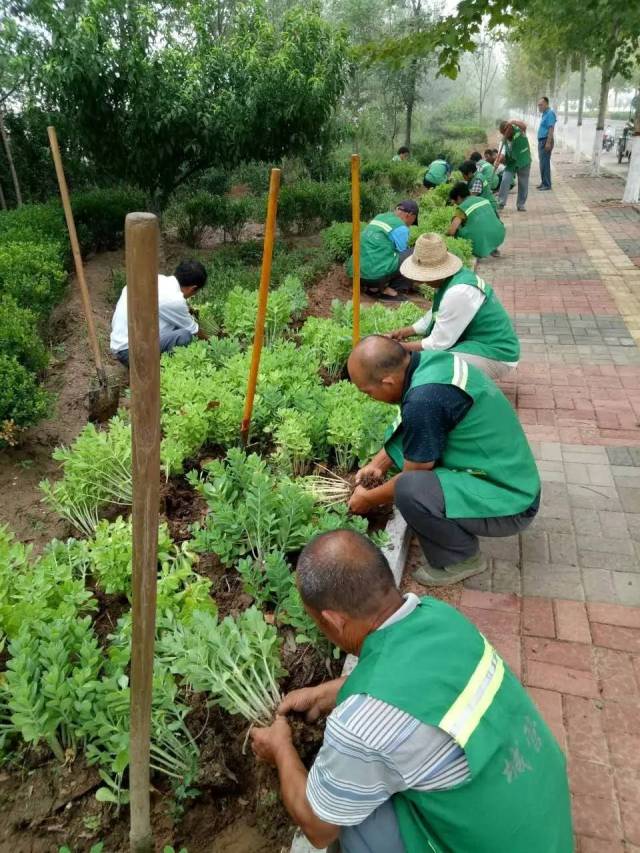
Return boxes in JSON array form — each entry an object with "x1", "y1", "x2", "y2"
[{"x1": 289, "y1": 508, "x2": 411, "y2": 852}]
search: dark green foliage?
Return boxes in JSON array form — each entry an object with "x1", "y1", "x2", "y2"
[
  {"x1": 166, "y1": 193, "x2": 252, "y2": 247},
  {"x1": 0, "y1": 296, "x2": 49, "y2": 373},
  {"x1": 321, "y1": 221, "x2": 366, "y2": 263},
  {"x1": 0, "y1": 356, "x2": 51, "y2": 442},
  {"x1": 71, "y1": 187, "x2": 148, "y2": 253},
  {"x1": 191, "y1": 167, "x2": 230, "y2": 197},
  {"x1": 412, "y1": 138, "x2": 469, "y2": 168},
  {"x1": 274, "y1": 180, "x2": 393, "y2": 235},
  {"x1": 360, "y1": 160, "x2": 421, "y2": 194},
  {"x1": 0, "y1": 241, "x2": 67, "y2": 317},
  {"x1": 435, "y1": 124, "x2": 488, "y2": 143}
]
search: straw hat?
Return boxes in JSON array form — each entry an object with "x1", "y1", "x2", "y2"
[{"x1": 400, "y1": 233, "x2": 462, "y2": 282}]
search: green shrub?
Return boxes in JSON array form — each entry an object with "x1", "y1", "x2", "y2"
[
  {"x1": 412, "y1": 138, "x2": 469, "y2": 169},
  {"x1": 0, "y1": 295, "x2": 48, "y2": 373},
  {"x1": 0, "y1": 355, "x2": 51, "y2": 443},
  {"x1": 446, "y1": 236, "x2": 474, "y2": 266},
  {"x1": 0, "y1": 241, "x2": 67, "y2": 317},
  {"x1": 230, "y1": 162, "x2": 273, "y2": 194},
  {"x1": 192, "y1": 167, "x2": 230, "y2": 196},
  {"x1": 272, "y1": 180, "x2": 393, "y2": 235},
  {"x1": 321, "y1": 221, "x2": 366, "y2": 263},
  {"x1": 434, "y1": 124, "x2": 487, "y2": 143},
  {"x1": 0, "y1": 203, "x2": 66, "y2": 247},
  {"x1": 166, "y1": 193, "x2": 251, "y2": 247},
  {"x1": 71, "y1": 187, "x2": 147, "y2": 253}
]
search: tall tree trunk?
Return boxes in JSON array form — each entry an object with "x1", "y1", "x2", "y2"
[
  {"x1": 591, "y1": 58, "x2": 613, "y2": 176},
  {"x1": 0, "y1": 111, "x2": 22, "y2": 207},
  {"x1": 0, "y1": 179, "x2": 6, "y2": 210},
  {"x1": 553, "y1": 58, "x2": 560, "y2": 103},
  {"x1": 622, "y1": 93, "x2": 640, "y2": 203},
  {"x1": 404, "y1": 98, "x2": 414, "y2": 148},
  {"x1": 574, "y1": 55, "x2": 586, "y2": 164},
  {"x1": 563, "y1": 56, "x2": 570, "y2": 124}
]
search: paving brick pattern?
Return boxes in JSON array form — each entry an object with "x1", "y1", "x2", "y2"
[
  {"x1": 452, "y1": 153, "x2": 640, "y2": 604},
  {"x1": 400, "y1": 154, "x2": 640, "y2": 850}
]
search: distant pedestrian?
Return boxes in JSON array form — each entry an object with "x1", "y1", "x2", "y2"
[
  {"x1": 497, "y1": 120, "x2": 531, "y2": 212},
  {"x1": 392, "y1": 146, "x2": 410, "y2": 162},
  {"x1": 537, "y1": 97, "x2": 556, "y2": 190}
]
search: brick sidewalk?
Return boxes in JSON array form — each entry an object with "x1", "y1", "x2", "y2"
[
  {"x1": 402, "y1": 151, "x2": 640, "y2": 850},
  {"x1": 459, "y1": 151, "x2": 640, "y2": 606},
  {"x1": 456, "y1": 588, "x2": 640, "y2": 852}
]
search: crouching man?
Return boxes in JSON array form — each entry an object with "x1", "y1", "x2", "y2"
[
  {"x1": 251, "y1": 530, "x2": 573, "y2": 853},
  {"x1": 110, "y1": 259, "x2": 209, "y2": 366}
]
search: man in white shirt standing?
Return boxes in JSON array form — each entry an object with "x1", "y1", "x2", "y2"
[
  {"x1": 387, "y1": 233, "x2": 519, "y2": 381},
  {"x1": 110, "y1": 259, "x2": 209, "y2": 366}
]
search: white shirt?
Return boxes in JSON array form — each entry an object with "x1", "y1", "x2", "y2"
[
  {"x1": 110, "y1": 275, "x2": 199, "y2": 353},
  {"x1": 412, "y1": 284, "x2": 517, "y2": 366}
]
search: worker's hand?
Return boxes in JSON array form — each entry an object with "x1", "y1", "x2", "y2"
[
  {"x1": 250, "y1": 715, "x2": 292, "y2": 766},
  {"x1": 355, "y1": 463, "x2": 384, "y2": 485},
  {"x1": 349, "y1": 485, "x2": 375, "y2": 515},
  {"x1": 387, "y1": 326, "x2": 413, "y2": 341},
  {"x1": 545, "y1": 141, "x2": 552, "y2": 152},
  {"x1": 279, "y1": 680, "x2": 345, "y2": 722}
]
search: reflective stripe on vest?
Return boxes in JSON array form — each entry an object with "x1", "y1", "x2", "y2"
[
  {"x1": 451, "y1": 354, "x2": 469, "y2": 391},
  {"x1": 439, "y1": 636, "x2": 505, "y2": 747},
  {"x1": 369, "y1": 219, "x2": 393, "y2": 234},
  {"x1": 475, "y1": 275, "x2": 487, "y2": 294},
  {"x1": 463, "y1": 199, "x2": 491, "y2": 217}
]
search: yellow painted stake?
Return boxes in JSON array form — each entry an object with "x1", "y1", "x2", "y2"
[
  {"x1": 351, "y1": 154, "x2": 361, "y2": 346},
  {"x1": 240, "y1": 168, "x2": 281, "y2": 446},
  {"x1": 125, "y1": 212, "x2": 160, "y2": 853}
]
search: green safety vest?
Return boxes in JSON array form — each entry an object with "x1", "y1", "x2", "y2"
[
  {"x1": 426, "y1": 267, "x2": 518, "y2": 362},
  {"x1": 338, "y1": 597, "x2": 574, "y2": 853},
  {"x1": 504, "y1": 127, "x2": 532, "y2": 171},
  {"x1": 477, "y1": 158, "x2": 499, "y2": 190},
  {"x1": 346, "y1": 212, "x2": 403, "y2": 281},
  {"x1": 424, "y1": 159, "x2": 449, "y2": 185},
  {"x1": 467, "y1": 174, "x2": 498, "y2": 213},
  {"x1": 384, "y1": 350, "x2": 539, "y2": 517},
  {"x1": 457, "y1": 196, "x2": 506, "y2": 258}
]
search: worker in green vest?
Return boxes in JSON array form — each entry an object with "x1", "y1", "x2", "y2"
[
  {"x1": 250, "y1": 530, "x2": 573, "y2": 853},
  {"x1": 346, "y1": 200, "x2": 418, "y2": 301},
  {"x1": 387, "y1": 233, "x2": 518, "y2": 380},
  {"x1": 497, "y1": 120, "x2": 531, "y2": 212},
  {"x1": 423, "y1": 153, "x2": 451, "y2": 189},
  {"x1": 470, "y1": 149, "x2": 499, "y2": 190},
  {"x1": 346, "y1": 334, "x2": 539, "y2": 585},
  {"x1": 459, "y1": 160, "x2": 499, "y2": 214},
  {"x1": 447, "y1": 182, "x2": 506, "y2": 259}
]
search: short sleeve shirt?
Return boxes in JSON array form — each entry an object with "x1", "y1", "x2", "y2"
[
  {"x1": 538, "y1": 108, "x2": 557, "y2": 140},
  {"x1": 400, "y1": 354, "x2": 472, "y2": 463}
]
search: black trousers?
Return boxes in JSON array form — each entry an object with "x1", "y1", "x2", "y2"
[{"x1": 395, "y1": 470, "x2": 540, "y2": 569}]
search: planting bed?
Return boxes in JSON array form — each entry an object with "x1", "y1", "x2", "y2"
[{"x1": 0, "y1": 163, "x2": 479, "y2": 850}]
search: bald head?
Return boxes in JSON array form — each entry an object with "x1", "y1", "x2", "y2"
[
  {"x1": 348, "y1": 335, "x2": 409, "y2": 403},
  {"x1": 297, "y1": 530, "x2": 396, "y2": 618}
]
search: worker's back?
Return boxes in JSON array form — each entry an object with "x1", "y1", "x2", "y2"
[{"x1": 339, "y1": 596, "x2": 573, "y2": 852}]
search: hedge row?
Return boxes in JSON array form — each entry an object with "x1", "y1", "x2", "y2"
[{"x1": 0, "y1": 187, "x2": 146, "y2": 444}]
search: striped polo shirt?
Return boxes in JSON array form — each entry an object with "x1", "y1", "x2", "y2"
[{"x1": 306, "y1": 594, "x2": 471, "y2": 826}]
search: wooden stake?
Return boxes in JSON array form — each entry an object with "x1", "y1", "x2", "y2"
[
  {"x1": 125, "y1": 212, "x2": 160, "y2": 853},
  {"x1": 48, "y1": 126, "x2": 106, "y2": 386},
  {"x1": 240, "y1": 168, "x2": 281, "y2": 446},
  {"x1": 351, "y1": 154, "x2": 361, "y2": 346}
]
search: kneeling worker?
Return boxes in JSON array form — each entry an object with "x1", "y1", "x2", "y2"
[
  {"x1": 346, "y1": 201, "x2": 418, "y2": 301},
  {"x1": 447, "y1": 181, "x2": 505, "y2": 259},
  {"x1": 460, "y1": 159, "x2": 499, "y2": 215},
  {"x1": 347, "y1": 335, "x2": 540, "y2": 585},
  {"x1": 423, "y1": 153, "x2": 451, "y2": 189},
  {"x1": 251, "y1": 530, "x2": 573, "y2": 853},
  {"x1": 388, "y1": 233, "x2": 517, "y2": 380},
  {"x1": 110, "y1": 259, "x2": 209, "y2": 366}
]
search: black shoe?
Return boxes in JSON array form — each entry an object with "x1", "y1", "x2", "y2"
[
  {"x1": 538, "y1": 186, "x2": 551, "y2": 191},
  {"x1": 536, "y1": 184, "x2": 543, "y2": 189},
  {"x1": 517, "y1": 207, "x2": 526, "y2": 212}
]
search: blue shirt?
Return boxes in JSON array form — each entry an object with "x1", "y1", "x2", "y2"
[
  {"x1": 389, "y1": 223, "x2": 409, "y2": 252},
  {"x1": 538, "y1": 108, "x2": 557, "y2": 140}
]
